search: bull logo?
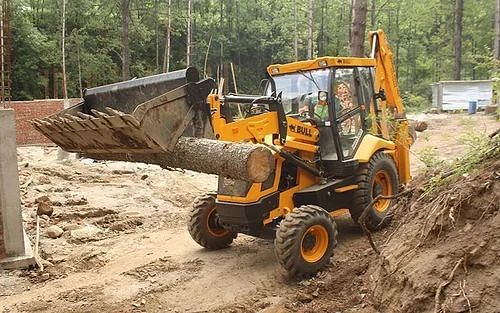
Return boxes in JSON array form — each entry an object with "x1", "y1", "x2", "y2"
[{"x1": 289, "y1": 124, "x2": 312, "y2": 137}]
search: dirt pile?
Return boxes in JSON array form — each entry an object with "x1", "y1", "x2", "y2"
[
  {"x1": 267, "y1": 136, "x2": 499, "y2": 313},
  {"x1": 370, "y1": 158, "x2": 499, "y2": 312}
]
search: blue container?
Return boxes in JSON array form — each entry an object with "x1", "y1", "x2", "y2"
[{"x1": 468, "y1": 101, "x2": 477, "y2": 114}]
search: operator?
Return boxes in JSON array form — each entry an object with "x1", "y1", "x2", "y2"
[{"x1": 298, "y1": 92, "x2": 341, "y2": 121}]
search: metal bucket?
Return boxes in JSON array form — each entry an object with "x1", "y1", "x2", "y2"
[{"x1": 32, "y1": 68, "x2": 215, "y2": 155}]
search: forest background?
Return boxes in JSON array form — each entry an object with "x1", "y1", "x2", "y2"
[{"x1": 11, "y1": 0, "x2": 500, "y2": 110}]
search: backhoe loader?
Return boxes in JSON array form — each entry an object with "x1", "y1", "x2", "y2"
[{"x1": 34, "y1": 30, "x2": 411, "y2": 276}]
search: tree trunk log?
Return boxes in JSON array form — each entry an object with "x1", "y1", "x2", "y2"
[
  {"x1": 453, "y1": 0, "x2": 463, "y2": 80},
  {"x1": 87, "y1": 137, "x2": 275, "y2": 183},
  {"x1": 350, "y1": 0, "x2": 367, "y2": 57}
]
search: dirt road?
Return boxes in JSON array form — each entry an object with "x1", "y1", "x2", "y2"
[{"x1": 0, "y1": 112, "x2": 498, "y2": 313}]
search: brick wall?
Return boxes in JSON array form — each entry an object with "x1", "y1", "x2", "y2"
[{"x1": 3, "y1": 99, "x2": 81, "y2": 145}]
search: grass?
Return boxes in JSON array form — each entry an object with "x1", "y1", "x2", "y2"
[{"x1": 421, "y1": 132, "x2": 499, "y2": 194}]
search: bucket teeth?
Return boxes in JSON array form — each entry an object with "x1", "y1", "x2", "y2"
[
  {"x1": 105, "y1": 107, "x2": 125, "y2": 116},
  {"x1": 76, "y1": 112, "x2": 94, "y2": 120},
  {"x1": 90, "y1": 109, "x2": 110, "y2": 118},
  {"x1": 31, "y1": 78, "x2": 215, "y2": 154},
  {"x1": 64, "y1": 114, "x2": 83, "y2": 122}
]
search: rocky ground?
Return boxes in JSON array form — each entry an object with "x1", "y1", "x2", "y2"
[{"x1": 0, "y1": 112, "x2": 498, "y2": 313}]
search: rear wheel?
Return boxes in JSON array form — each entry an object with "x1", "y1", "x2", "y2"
[
  {"x1": 187, "y1": 194, "x2": 237, "y2": 250},
  {"x1": 275, "y1": 205, "x2": 338, "y2": 277},
  {"x1": 350, "y1": 152, "x2": 399, "y2": 231}
]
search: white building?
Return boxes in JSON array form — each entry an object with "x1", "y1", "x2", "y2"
[{"x1": 431, "y1": 80, "x2": 493, "y2": 111}]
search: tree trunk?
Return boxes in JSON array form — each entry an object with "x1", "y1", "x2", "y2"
[
  {"x1": 495, "y1": 0, "x2": 500, "y2": 60},
  {"x1": 58, "y1": 0, "x2": 69, "y2": 161},
  {"x1": 52, "y1": 66, "x2": 58, "y2": 98},
  {"x1": 61, "y1": 0, "x2": 67, "y2": 101},
  {"x1": 155, "y1": 0, "x2": 159, "y2": 72},
  {"x1": 187, "y1": 0, "x2": 192, "y2": 66},
  {"x1": 453, "y1": 0, "x2": 464, "y2": 80},
  {"x1": 370, "y1": 0, "x2": 375, "y2": 28},
  {"x1": 88, "y1": 137, "x2": 275, "y2": 183},
  {"x1": 121, "y1": 0, "x2": 131, "y2": 81},
  {"x1": 163, "y1": 0, "x2": 171, "y2": 72},
  {"x1": 293, "y1": 0, "x2": 298, "y2": 61},
  {"x1": 307, "y1": 0, "x2": 314, "y2": 59},
  {"x1": 319, "y1": 0, "x2": 325, "y2": 55},
  {"x1": 350, "y1": 0, "x2": 367, "y2": 57}
]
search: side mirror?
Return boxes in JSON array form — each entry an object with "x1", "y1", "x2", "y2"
[{"x1": 318, "y1": 90, "x2": 328, "y2": 103}]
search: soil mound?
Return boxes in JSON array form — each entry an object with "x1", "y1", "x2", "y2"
[{"x1": 370, "y1": 157, "x2": 499, "y2": 313}]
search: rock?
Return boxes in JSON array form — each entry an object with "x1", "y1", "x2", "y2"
[
  {"x1": 53, "y1": 187, "x2": 71, "y2": 193},
  {"x1": 70, "y1": 225, "x2": 102, "y2": 241},
  {"x1": 41, "y1": 259, "x2": 54, "y2": 268},
  {"x1": 37, "y1": 176, "x2": 51, "y2": 185},
  {"x1": 36, "y1": 195, "x2": 53, "y2": 216},
  {"x1": 297, "y1": 293, "x2": 314, "y2": 303},
  {"x1": 46, "y1": 225, "x2": 64, "y2": 238},
  {"x1": 463, "y1": 223, "x2": 473, "y2": 232},
  {"x1": 312, "y1": 289, "x2": 319, "y2": 297},
  {"x1": 141, "y1": 174, "x2": 149, "y2": 180},
  {"x1": 39, "y1": 273, "x2": 50, "y2": 281},
  {"x1": 65, "y1": 197, "x2": 88, "y2": 206},
  {"x1": 414, "y1": 121, "x2": 428, "y2": 132},
  {"x1": 485, "y1": 105, "x2": 497, "y2": 115},
  {"x1": 35, "y1": 195, "x2": 51, "y2": 204},
  {"x1": 62, "y1": 224, "x2": 81, "y2": 231},
  {"x1": 37, "y1": 201, "x2": 54, "y2": 217}
]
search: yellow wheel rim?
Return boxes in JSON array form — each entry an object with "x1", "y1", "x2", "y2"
[
  {"x1": 373, "y1": 170, "x2": 393, "y2": 213},
  {"x1": 206, "y1": 207, "x2": 229, "y2": 237},
  {"x1": 300, "y1": 225, "x2": 329, "y2": 263}
]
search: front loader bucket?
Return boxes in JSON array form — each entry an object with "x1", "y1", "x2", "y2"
[{"x1": 33, "y1": 68, "x2": 215, "y2": 155}]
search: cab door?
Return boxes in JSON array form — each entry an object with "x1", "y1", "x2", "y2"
[{"x1": 331, "y1": 67, "x2": 374, "y2": 160}]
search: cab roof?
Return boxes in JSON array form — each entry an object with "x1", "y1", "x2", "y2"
[{"x1": 267, "y1": 57, "x2": 376, "y2": 76}]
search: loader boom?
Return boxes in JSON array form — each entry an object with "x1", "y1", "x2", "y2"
[{"x1": 370, "y1": 29, "x2": 411, "y2": 183}]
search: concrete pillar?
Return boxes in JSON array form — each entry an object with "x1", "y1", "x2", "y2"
[{"x1": 0, "y1": 109, "x2": 35, "y2": 269}]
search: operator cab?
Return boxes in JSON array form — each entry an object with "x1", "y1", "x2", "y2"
[{"x1": 266, "y1": 62, "x2": 378, "y2": 177}]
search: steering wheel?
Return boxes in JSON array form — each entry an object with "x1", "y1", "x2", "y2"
[{"x1": 245, "y1": 103, "x2": 271, "y2": 117}]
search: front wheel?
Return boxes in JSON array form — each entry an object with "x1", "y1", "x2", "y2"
[
  {"x1": 350, "y1": 152, "x2": 399, "y2": 231},
  {"x1": 187, "y1": 194, "x2": 237, "y2": 250},
  {"x1": 274, "y1": 205, "x2": 338, "y2": 277}
]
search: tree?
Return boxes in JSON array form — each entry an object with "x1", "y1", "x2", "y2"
[
  {"x1": 453, "y1": 0, "x2": 464, "y2": 80},
  {"x1": 187, "y1": 0, "x2": 192, "y2": 66},
  {"x1": 307, "y1": 0, "x2": 314, "y2": 59},
  {"x1": 495, "y1": 0, "x2": 500, "y2": 60},
  {"x1": 7, "y1": 0, "x2": 498, "y2": 102},
  {"x1": 58, "y1": 0, "x2": 69, "y2": 160},
  {"x1": 121, "y1": 0, "x2": 131, "y2": 80},
  {"x1": 163, "y1": 0, "x2": 171, "y2": 72},
  {"x1": 351, "y1": 0, "x2": 368, "y2": 57},
  {"x1": 293, "y1": 0, "x2": 298, "y2": 61},
  {"x1": 61, "y1": 0, "x2": 67, "y2": 101}
]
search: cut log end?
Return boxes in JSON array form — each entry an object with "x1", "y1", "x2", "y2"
[{"x1": 246, "y1": 146, "x2": 276, "y2": 183}]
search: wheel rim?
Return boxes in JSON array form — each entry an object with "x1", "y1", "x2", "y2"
[
  {"x1": 373, "y1": 170, "x2": 393, "y2": 213},
  {"x1": 206, "y1": 207, "x2": 229, "y2": 237},
  {"x1": 300, "y1": 225, "x2": 329, "y2": 263}
]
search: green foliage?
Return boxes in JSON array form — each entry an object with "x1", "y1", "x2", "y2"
[
  {"x1": 423, "y1": 133, "x2": 499, "y2": 195},
  {"x1": 8, "y1": 0, "x2": 499, "y2": 100},
  {"x1": 418, "y1": 146, "x2": 445, "y2": 171},
  {"x1": 402, "y1": 92, "x2": 430, "y2": 113}
]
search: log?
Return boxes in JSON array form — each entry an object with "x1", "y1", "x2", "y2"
[{"x1": 86, "y1": 137, "x2": 275, "y2": 183}]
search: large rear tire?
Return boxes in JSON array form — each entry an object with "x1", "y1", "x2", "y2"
[
  {"x1": 275, "y1": 205, "x2": 338, "y2": 277},
  {"x1": 187, "y1": 194, "x2": 237, "y2": 250},
  {"x1": 350, "y1": 152, "x2": 399, "y2": 231}
]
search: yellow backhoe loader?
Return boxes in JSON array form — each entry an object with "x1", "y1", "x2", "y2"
[{"x1": 34, "y1": 30, "x2": 411, "y2": 276}]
